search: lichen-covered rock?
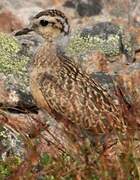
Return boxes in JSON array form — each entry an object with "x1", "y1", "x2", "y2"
[
  {"x1": 0, "y1": 32, "x2": 30, "y2": 91},
  {"x1": 0, "y1": 126, "x2": 24, "y2": 159},
  {"x1": 66, "y1": 22, "x2": 135, "y2": 63},
  {"x1": 0, "y1": 32, "x2": 42, "y2": 113}
]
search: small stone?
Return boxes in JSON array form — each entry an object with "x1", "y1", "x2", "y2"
[{"x1": 0, "y1": 10, "x2": 23, "y2": 33}]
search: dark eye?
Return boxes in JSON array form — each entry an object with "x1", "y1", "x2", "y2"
[{"x1": 40, "y1": 20, "x2": 49, "y2": 26}]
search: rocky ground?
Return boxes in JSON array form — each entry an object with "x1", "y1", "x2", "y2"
[{"x1": 0, "y1": 0, "x2": 140, "y2": 179}]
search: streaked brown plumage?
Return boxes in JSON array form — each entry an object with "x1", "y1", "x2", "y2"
[{"x1": 20, "y1": 9, "x2": 126, "y2": 134}]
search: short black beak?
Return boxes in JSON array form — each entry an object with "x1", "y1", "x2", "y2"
[{"x1": 14, "y1": 27, "x2": 33, "y2": 36}]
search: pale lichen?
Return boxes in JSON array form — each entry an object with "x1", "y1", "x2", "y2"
[
  {"x1": 66, "y1": 33, "x2": 95, "y2": 57},
  {"x1": 0, "y1": 33, "x2": 30, "y2": 90}
]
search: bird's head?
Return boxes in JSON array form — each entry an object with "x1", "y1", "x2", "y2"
[{"x1": 15, "y1": 9, "x2": 70, "y2": 42}]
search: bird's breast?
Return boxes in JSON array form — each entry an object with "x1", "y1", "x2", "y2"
[{"x1": 30, "y1": 67, "x2": 52, "y2": 113}]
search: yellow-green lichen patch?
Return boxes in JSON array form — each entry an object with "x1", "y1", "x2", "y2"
[
  {"x1": 66, "y1": 32, "x2": 121, "y2": 57},
  {"x1": 92, "y1": 34, "x2": 121, "y2": 56},
  {"x1": 0, "y1": 33, "x2": 30, "y2": 88},
  {"x1": 66, "y1": 33, "x2": 95, "y2": 57},
  {"x1": 0, "y1": 32, "x2": 20, "y2": 54}
]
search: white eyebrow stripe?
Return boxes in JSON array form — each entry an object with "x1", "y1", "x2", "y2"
[{"x1": 35, "y1": 14, "x2": 70, "y2": 34}]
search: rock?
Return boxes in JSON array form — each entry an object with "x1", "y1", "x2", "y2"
[
  {"x1": 64, "y1": 0, "x2": 103, "y2": 17},
  {"x1": 79, "y1": 52, "x2": 109, "y2": 74},
  {"x1": 63, "y1": 0, "x2": 75, "y2": 8},
  {"x1": 16, "y1": 7, "x2": 43, "y2": 25},
  {"x1": 116, "y1": 62, "x2": 140, "y2": 126},
  {"x1": 131, "y1": 1, "x2": 140, "y2": 26},
  {"x1": 0, "y1": 10, "x2": 23, "y2": 33},
  {"x1": 104, "y1": 0, "x2": 130, "y2": 18}
]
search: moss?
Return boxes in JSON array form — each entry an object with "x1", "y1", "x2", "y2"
[
  {"x1": 91, "y1": 174, "x2": 100, "y2": 180},
  {"x1": 0, "y1": 32, "x2": 30, "y2": 90},
  {"x1": 40, "y1": 153, "x2": 53, "y2": 166},
  {"x1": 0, "y1": 156, "x2": 22, "y2": 179},
  {"x1": 0, "y1": 163, "x2": 11, "y2": 180}
]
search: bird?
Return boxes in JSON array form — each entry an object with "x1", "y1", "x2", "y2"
[{"x1": 15, "y1": 9, "x2": 126, "y2": 134}]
